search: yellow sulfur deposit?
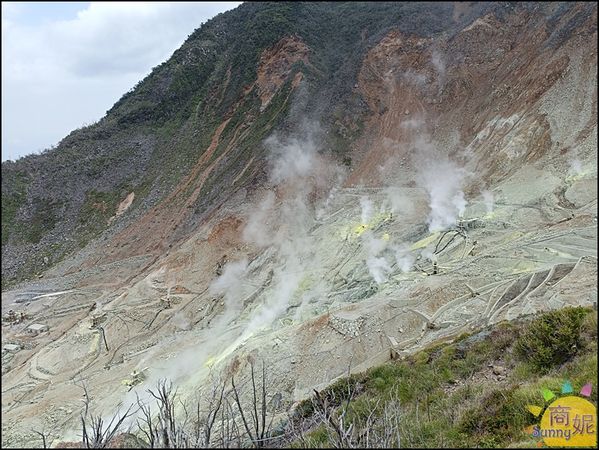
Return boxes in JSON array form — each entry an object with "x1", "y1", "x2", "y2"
[
  {"x1": 351, "y1": 212, "x2": 393, "y2": 237},
  {"x1": 410, "y1": 231, "x2": 441, "y2": 250},
  {"x1": 353, "y1": 223, "x2": 369, "y2": 236},
  {"x1": 205, "y1": 356, "x2": 216, "y2": 368}
]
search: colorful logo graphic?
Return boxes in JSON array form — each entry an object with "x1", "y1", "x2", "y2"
[{"x1": 527, "y1": 381, "x2": 596, "y2": 447}]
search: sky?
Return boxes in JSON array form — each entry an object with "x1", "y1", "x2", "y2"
[{"x1": 1, "y1": 1, "x2": 241, "y2": 162}]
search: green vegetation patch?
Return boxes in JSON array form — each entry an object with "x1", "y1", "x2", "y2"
[
  {"x1": 291, "y1": 307, "x2": 597, "y2": 448},
  {"x1": 458, "y1": 388, "x2": 534, "y2": 447},
  {"x1": 515, "y1": 307, "x2": 587, "y2": 372},
  {"x1": 1, "y1": 170, "x2": 31, "y2": 246},
  {"x1": 22, "y1": 197, "x2": 62, "y2": 244},
  {"x1": 75, "y1": 189, "x2": 122, "y2": 247}
]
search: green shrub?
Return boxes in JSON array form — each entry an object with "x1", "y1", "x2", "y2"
[
  {"x1": 293, "y1": 398, "x2": 314, "y2": 419},
  {"x1": 321, "y1": 372, "x2": 365, "y2": 406},
  {"x1": 1, "y1": 170, "x2": 31, "y2": 245},
  {"x1": 458, "y1": 388, "x2": 532, "y2": 446},
  {"x1": 514, "y1": 307, "x2": 587, "y2": 372},
  {"x1": 303, "y1": 424, "x2": 330, "y2": 448},
  {"x1": 23, "y1": 197, "x2": 61, "y2": 244}
]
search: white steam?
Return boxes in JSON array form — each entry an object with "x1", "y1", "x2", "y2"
[
  {"x1": 385, "y1": 186, "x2": 415, "y2": 217},
  {"x1": 238, "y1": 125, "x2": 345, "y2": 337},
  {"x1": 482, "y1": 190, "x2": 494, "y2": 214},
  {"x1": 360, "y1": 196, "x2": 374, "y2": 224},
  {"x1": 209, "y1": 258, "x2": 249, "y2": 314},
  {"x1": 242, "y1": 192, "x2": 275, "y2": 247},
  {"x1": 418, "y1": 156, "x2": 468, "y2": 232},
  {"x1": 362, "y1": 231, "x2": 392, "y2": 284},
  {"x1": 394, "y1": 243, "x2": 415, "y2": 273},
  {"x1": 270, "y1": 136, "x2": 318, "y2": 183},
  {"x1": 431, "y1": 49, "x2": 447, "y2": 95},
  {"x1": 172, "y1": 311, "x2": 191, "y2": 331},
  {"x1": 421, "y1": 245, "x2": 438, "y2": 263},
  {"x1": 568, "y1": 158, "x2": 583, "y2": 176},
  {"x1": 367, "y1": 256, "x2": 392, "y2": 284}
]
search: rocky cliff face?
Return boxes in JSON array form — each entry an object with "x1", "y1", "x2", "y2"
[
  {"x1": 0, "y1": 2, "x2": 494, "y2": 287},
  {"x1": 1, "y1": 2, "x2": 597, "y2": 447}
]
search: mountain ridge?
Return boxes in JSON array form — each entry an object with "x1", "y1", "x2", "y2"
[{"x1": 1, "y1": 1, "x2": 514, "y2": 287}]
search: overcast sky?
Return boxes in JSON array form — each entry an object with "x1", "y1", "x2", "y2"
[{"x1": 1, "y1": 1, "x2": 241, "y2": 162}]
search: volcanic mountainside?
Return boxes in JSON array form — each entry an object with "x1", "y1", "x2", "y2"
[{"x1": 1, "y1": 2, "x2": 597, "y2": 446}]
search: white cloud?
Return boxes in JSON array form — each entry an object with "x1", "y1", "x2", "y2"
[{"x1": 1, "y1": 2, "x2": 241, "y2": 161}]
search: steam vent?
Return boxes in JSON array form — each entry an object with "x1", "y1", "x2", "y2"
[{"x1": 2, "y1": 2, "x2": 597, "y2": 448}]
